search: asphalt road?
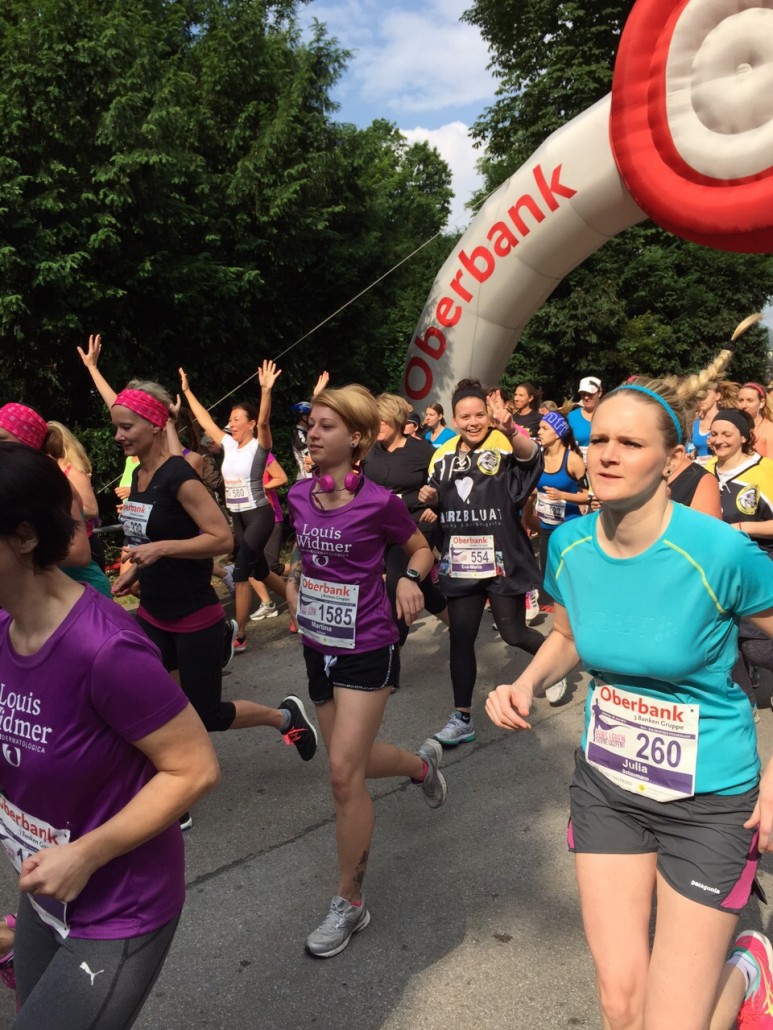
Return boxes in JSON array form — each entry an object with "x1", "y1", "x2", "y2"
[{"x1": 2, "y1": 605, "x2": 772, "y2": 1029}]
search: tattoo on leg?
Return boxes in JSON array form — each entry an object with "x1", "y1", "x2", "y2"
[{"x1": 353, "y1": 849, "x2": 369, "y2": 894}]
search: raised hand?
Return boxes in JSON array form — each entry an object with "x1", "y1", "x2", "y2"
[
  {"x1": 76, "y1": 333, "x2": 102, "y2": 369},
  {"x1": 258, "y1": 359, "x2": 281, "y2": 390}
]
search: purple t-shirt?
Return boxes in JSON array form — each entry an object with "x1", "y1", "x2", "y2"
[
  {"x1": 288, "y1": 478, "x2": 416, "y2": 655},
  {"x1": 0, "y1": 587, "x2": 189, "y2": 939}
]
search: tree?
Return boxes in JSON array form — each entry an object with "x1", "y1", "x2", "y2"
[
  {"x1": 462, "y1": 0, "x2": 773, "y2": 399},
  {"x1": 0, "y1": 1, "x2": 454, "y2": 498}
]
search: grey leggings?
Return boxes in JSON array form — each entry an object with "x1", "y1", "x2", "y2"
[{"x1": 12, "y1": 894, "x2": 179, "y2": 1029}]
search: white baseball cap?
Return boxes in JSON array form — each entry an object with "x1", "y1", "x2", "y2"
[{"x1": 578, "y1": 376, "x2": 601, "y2": 395}]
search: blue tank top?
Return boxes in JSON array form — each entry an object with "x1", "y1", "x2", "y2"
[
  {"x1": 536, "y1": 449, "x2": 582, "y2": 529},
  {"x1": 692, "y1": 419, "x2": 711, "y2": 457}
]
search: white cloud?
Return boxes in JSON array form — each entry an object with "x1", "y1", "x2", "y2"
[
  {"x1": 402, "y1": 122, "x2": 486, "y2": 230},
  {"x1": 303, "y1": 0, "x2": 496, "y2": 116}
]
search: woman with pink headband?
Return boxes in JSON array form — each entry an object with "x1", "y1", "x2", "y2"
[
  {"x1": 0, "y1": 403, "x2": 108, "y2": 595},
  {"x1": 737, "y1": 381, "x2": 773, "y2": 459},
  {"x1": 77, "y1": 338, "x2": 318, "y2": 831}
]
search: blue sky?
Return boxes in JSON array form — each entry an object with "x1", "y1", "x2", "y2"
[{"x1": 299, "y1": 0, "x2": 497, "y2": 227}]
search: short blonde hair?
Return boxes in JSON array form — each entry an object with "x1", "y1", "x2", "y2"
[
  {"x1": 313, "y1": 385, "x2": 380, "y2": 463},
  {"x1": 376, "y1": 393, "x2": 410, "y2": 431}
]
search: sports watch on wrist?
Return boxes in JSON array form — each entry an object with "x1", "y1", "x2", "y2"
[{"x1": 401, "y1": 568, "x2": 421, "y2": 583}]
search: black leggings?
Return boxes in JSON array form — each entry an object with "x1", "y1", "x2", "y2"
[
  {"x1": 385, "y1": 537, "x2": 446, "y2": 646},
  {"x1": 231, "y1": 505, "x2": 274, "y2": 583},
  {"x1": 13, "y1": 894, "x2": 178, "y2": 1029},
  {"x1": 136, "y1": 615, "x2": 236, "y2": 731},
  {"x1": 447, "y1": 590, "x2": 544, "y2": 709}
]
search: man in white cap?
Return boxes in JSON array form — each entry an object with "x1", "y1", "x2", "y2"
[{"x1": 567, "y1": 376, "x2": 602, "y2": 458}]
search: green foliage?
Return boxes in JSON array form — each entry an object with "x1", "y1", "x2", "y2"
[
  {"x1": 0, "y1": 0, "x2": 453, "y2": 458},
  {"x1": 462, "y1": 0, "x2": 773, "y2": 395}
]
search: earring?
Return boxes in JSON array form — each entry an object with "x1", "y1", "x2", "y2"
[
  {"x1": 664, "y1": 467, "x2": 672, "y2": 478},
  {"x1": 350, "y1": 441, "x2": 356, "y2": 448}
]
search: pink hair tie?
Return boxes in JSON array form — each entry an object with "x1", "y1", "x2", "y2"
[
  {"x1": 113, "y1": 389, "x2": 170, "y2": 428},
  {"x1": 0, "y1": 403, "x2": 48, "y2": 449},
  {"x1": 742, "y1": 382, "x2": 767, "y2": 401}
]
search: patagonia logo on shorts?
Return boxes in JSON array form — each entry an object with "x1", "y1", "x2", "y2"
[{"x1": 690, "y1": 879, "x2": 720, "y2": 895}]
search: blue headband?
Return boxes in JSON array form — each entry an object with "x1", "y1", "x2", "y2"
[
  {"x1": 611, "y1": 385, "x2": 683, "y2": 443},
  {"x1": 541, "y1": 410, "x2": 570, "y2": 440}
]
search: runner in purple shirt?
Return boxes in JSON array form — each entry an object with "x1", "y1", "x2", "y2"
[
  {"x1": 286, "y1": 384, "x2": 448, "y2": 959},
  {"x1": 0, "y1": 442, "x2": 220, "y2": 1027}
]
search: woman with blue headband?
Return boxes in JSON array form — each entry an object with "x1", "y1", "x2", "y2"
[{"x1": 486, "y1": 374, "x2": 773, "y2": 1028}]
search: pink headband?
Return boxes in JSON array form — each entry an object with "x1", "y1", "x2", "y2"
[
  {"x1": 0, "y1": 403, "x2": 48, "y2": 449},
  {"x1": 742, "y1": 382, "x2": 767, "y2": 401},
  {"x1": 113, "y1": 389, "x2": 170, "y2": 428}
]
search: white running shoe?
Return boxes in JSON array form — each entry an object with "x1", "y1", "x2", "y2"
[
  {"x1": 250, "y1": 602, "x2": 278, "y2": 621},
  {"x1": 545, "y1": 678, "x2": 567, "y2": 705},
  {"x1": 433, "y1": 712, "x2": 475, "y2": 746},
  {"x1": 525, "y1": 590, "x2": 540, "y2": 623}
]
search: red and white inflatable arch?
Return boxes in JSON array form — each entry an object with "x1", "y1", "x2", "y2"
[{"x1": 402, "y1": 0, "x2": 773, "y2": 411}]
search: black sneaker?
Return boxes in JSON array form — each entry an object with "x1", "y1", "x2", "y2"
[
  {"x1": 222, "y1": 619, "x2": 238, "y2": 669},
  {"x1": 279, "y1": 695, "x2": 318, "y2": 761}
]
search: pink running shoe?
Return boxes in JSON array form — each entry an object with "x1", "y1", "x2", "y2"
[
  {"x1": 0, "y1": 914, "x2": 16, "y2": 992},
  {"x1": 733, "y1": 930, "x2": 773, "y2": 1029}
]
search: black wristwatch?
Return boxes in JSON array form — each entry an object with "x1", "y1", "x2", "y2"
[{"x1": 401, "y1": 568, "x2": 421, "y2": 583}]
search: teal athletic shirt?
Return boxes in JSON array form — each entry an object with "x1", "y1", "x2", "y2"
[{"x1": 544, "y1": 503, "x2": 773, "y2": 795}]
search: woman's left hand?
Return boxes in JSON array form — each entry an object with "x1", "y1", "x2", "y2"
[
  {"x1": 258, "y1": 359, "x2": 281, "y2": 390},
  {"x1": 395, "y1": 579, "x2": 424, "y2": 627},
  {"x1": 169, "y1": 394, "x2": 182, "y2": 420},
  {"x1": 544, "y1": 487, "x2": 563, "y2": 501},
  {"x1": 19, "y1": 842, "x2": 96, "y2": 903},
  {"x1": 745, "y1": 760, "x2": 773, "y2": 851},
  {"x1": 418, "y1": 508, "x2": 438, "y2": 524}
]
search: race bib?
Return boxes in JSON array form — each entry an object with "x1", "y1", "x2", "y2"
[
  {"x1": 119, "y1": 500, "x2": 153, "y2": 545},
  {"x1": 298, "y1": 575, "x2": 359, "y2": 650},
  {"x1": 0, "y1": 795, "x2": 70, "y2": 936},
  {"x1": 224, "y1": 478, "x2": 250, "y2": 507},
  {"x1": 447, "y1": 534, "x2": 498, "y2": 578},
  {"x1": 585, "y1": 681, "x2": 699, "y2": 802},
  {"x1": 535, "y1": 492, "x2": 566, "y2": 526}
]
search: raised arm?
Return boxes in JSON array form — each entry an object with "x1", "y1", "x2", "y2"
[
  {"x1": 76, "y1": 334, "x2": 117, "y2": 410},
  {"x1": 178, "y1": 368, "x2": 226, "y2": 446},
  {"x1": 256, "y1": 359, "x2": 281, "y2": 452}
]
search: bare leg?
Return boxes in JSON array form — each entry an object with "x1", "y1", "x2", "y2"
[
  {"x1": 646, "y1": 871, "x2": 738, "y2": 1029},
  {"x1": 709, "y1": 964, "x2": 746, "y2": 1030},
  {"x1": 249, "y1": 577, "x2": 271, "y2": 605},
  {"x1": 575, "y1": 853, "x2": 657, "y2": 1029},
  {"x1": 234, "y1": 580, "x2": 251, "y2": 637},
  {"x1": 230, "y1": 700, "x2": 284, "y2": 731},
  {"x1": 316, "y1": 689, "x2": 423, "y2": 901}
]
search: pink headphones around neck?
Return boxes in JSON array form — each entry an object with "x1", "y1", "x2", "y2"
[{"x1": 312, "y1": 466, "x2": 362, "y2": 493}]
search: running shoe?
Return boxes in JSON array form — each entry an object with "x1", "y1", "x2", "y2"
[
  {"x1": 433, "y1": 712, "x2": 476, "y2": 747},
  {"x1": 545, "y1": 678, "x2": 568, "y2": 705},
  {"x1": 250, "y1": 602, "x2": 278, "y2": 621},
  {"x1": 222, "y1": 619, "x2": 238, "y2": 669},
  {"x1": 733, "y1": 929, "x2": 773, "y2": 1029},
  {"x1": 415, "y1": 738, "x2": 447, "y2": 808},
  {"x1": 305, "y1": 896, "x2": 370, "y2": 958},
  {"x1": 179, "y1": 812, "x2": 193, "y2": 832},
  {"x1": 0, "y1": 915, "x2": 15, "y2": 992},
  {"x1": 525, "y1": 590, "x2": 540, "y2": 623},
  {"x1": 233, "y1": 635, "x2": 247, "y2": 654},
  {"x1": 279, "y1": 695, "x2": 318, "y2": 761}
]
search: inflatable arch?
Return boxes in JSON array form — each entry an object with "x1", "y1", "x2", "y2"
[{"x1": 402, "y1": 0, "x2": 773, "y2": 412}]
